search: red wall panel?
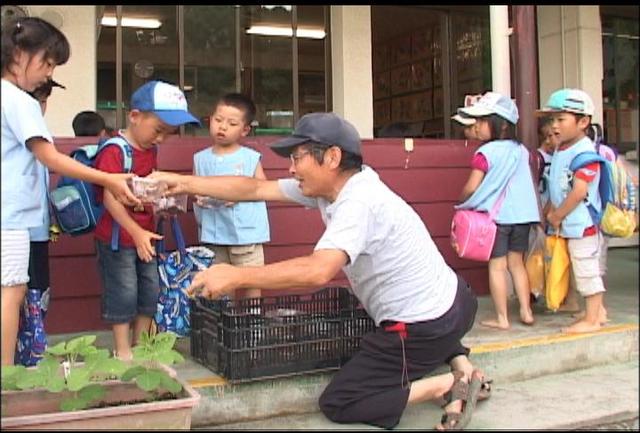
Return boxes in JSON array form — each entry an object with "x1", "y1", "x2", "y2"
[{"x1": 45, "y1": 136, "x2": 487, "y2": 333}]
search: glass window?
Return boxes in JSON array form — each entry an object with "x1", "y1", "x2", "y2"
[
  {"x1": 96, "y1": 5, "x2": 118, "y2": 131},
  {"x1": 241, "y1": 5, "x2": 294, "y2": 134},
  {"x1": 96, "y1": 5, "x2": 330, "y2": 135},
  {"x1": 601, "y1": 13, "x2": 639, "y2": 156},
  {"x1": 297, "y1": 5, "x2": 329, "y2": 118},
  {"x1": 371, "y1": 6, "x2": 491, "y2": 139},
  {"x1": 184, "y1": 6, "x2": 237, "y2": 136}
]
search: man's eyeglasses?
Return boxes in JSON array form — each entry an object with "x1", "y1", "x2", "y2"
[{"x1": 289, "y1": 150, "x2": 312, "y2": 165}]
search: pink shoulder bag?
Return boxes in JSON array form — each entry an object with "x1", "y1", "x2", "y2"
[{"x1": 450, "y1": 153, "x2": 521, "y2": 262}]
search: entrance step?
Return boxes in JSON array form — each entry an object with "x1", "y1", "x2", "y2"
[{"x1": 187, "y1": 323, "x2": 638, "y2": 428}]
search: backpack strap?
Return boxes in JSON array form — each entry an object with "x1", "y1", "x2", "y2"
[
  {"x1": 568, "y1": 151, "x2": 606, "y2": 172},
  {"x1": 569, "y1": 151, "x2": 610, "y2": 225},
  {"x1": 97, "y1": 136, "x2": 134, "y2": 251},
  {"x1": 97, "y1": 136, "x2": 133, "y2": 173}
]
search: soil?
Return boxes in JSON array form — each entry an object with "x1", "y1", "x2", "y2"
[{"x1": 90, "y1": 391, "x2": 177, "y2": 409}]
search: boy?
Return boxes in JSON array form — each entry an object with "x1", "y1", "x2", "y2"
[
  {"x1": 193, "y1": 93, "x2": 270, "y2": 300},
  {"x1": 72, "y1": 110, "x2": 109, "y2": 138},
  {"x1": 94, "y1": 81, "x2": 199, "y2": 359},
  {"x1": 537, "y1": 88, "x2": 606, "y2": 334}
]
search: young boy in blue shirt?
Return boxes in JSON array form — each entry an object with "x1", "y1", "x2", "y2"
[
  {"x1": 193, "y1": 93, "x2": 270, "y2": 300},
  {"x1": 94, "y1": 81, "x2": 200, "y2": 359},
  {"x1": 537, "y1": 88, "x2": 607, "y2": 334}
]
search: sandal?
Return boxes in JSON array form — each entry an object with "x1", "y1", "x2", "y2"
[
  {"x1": 478, "y1": 376, "x2": 492, "y2": 401},
  {"x1": 437, "y1": 369, "x2": 483, "y2": 430},
  {"x1": 436, "y1": 370, "x2": 492, "y2": 405}
]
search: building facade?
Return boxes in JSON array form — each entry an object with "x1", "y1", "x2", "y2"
[{"x1": 6, "y1": 5, "x2": 637, "y2": 157}]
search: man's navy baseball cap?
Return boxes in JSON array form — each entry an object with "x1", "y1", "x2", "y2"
[
  {"x1": 130, "y1": 80, "x2": 200, "y2": 127},
  {"x1": 269, "y1": 112, "x2": 361, "y2": 158}
]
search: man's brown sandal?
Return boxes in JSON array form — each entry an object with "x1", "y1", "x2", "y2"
[{"x1": 437, "y1": 369, "x2": 483, "y2": 430}]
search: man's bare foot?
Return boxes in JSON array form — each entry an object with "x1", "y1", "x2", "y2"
[
  {"x1": 480, "y1": 319, "x2": 510, "y2": 330},
  {"x1": 562, "y1": 320, "x2": 602, "y2": 334}
]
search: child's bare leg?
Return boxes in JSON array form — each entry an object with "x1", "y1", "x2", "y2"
[
  {"x1": 112, "y1": 322, "x2": 133, "y2": 360},
  {"x1": 1, "y1": 284, "x2": 27, "y2": 365},
  {"x1": 571, "y1": 305, "x2": 608, "y2": 324},
  {"x1": 562, "y1": 293, "x2": 603, "y2": 334},
  {"x1": 131, "y1": 315, "x2": 153, "y2": 346},
  {"x1": 507, "y1": 251, "x2": 534, "y2": 325},
  {"x1": 558, "y1": 275, "x2": 581, "y2": 312},
  {"x1": 481, "y1": 257, "x2": 510, "y2": 330}
]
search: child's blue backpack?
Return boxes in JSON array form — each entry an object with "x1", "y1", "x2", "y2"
[
  {"x1": 49, "y1": 136, "x2": 133, "y2": 250},
  {"x1": 570, "y1": 149, "x2": 637, "y2": 238}
]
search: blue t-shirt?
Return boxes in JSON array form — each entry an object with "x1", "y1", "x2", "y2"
[
  {"x1": 1, "y1": 79, "x2": 53, "y2": 230},
  {"x1": 193, "y1": 146, "x2": 270, "y2": 245},
  {"x1": 456, "y1": 140, "x2": 540, "y2": 224}
]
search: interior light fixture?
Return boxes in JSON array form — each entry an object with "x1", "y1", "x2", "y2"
[
  {"x1": 101, "y1": 16, "x2": 162, "y2": 29},
  {"x1": 246, "y1": 25, "x2": 325, "y2": 39}
]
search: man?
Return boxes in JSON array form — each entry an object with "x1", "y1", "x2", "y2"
[{"x1": 150, "y1": 112, "x2": 485, "y2": 430}]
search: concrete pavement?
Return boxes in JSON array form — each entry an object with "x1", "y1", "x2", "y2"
[{"x1": 48, "y1": 247, "x2": 639, "y2": 429}]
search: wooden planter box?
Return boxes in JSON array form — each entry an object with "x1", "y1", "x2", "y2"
[{"x1": 1, "y1": 372, "x2": 200, "y2": 430}]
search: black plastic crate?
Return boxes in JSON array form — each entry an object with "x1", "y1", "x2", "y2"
[{"x1": 190, "y1": 287, "x2": 375, "y2": 383}]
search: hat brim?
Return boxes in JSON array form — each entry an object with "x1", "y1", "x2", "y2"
[
  {"x1": 268, "y1": 135, "x2": 311, "y2": 158},
  {"x1": 458, "y1": 105, "x2": 494, "y2": 118},
  {"x1": 535, "y1": 108, "x2": 592, "y2": 117},
  {"x1": 451, "y1": 114, "x2": 476, "y2": 126},
  {"x1": 49, "y1": 79, "x2": 65, "y2": 89},
  {"x1": 154, "y1": 110, "x2": 201, "y2": 127}
]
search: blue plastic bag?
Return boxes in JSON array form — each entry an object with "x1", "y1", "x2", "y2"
[
  {"x1": 155, "y1": 216, "x2": 214, "y2": 337},
  {"x1": 15, "y1": 289, "x2": 48, "y2": 366}
]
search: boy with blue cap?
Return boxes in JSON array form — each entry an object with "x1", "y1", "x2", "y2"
[
  {"x1": 94, "y1": 80, "x2": 200, "y2": 360},
  {"x1": 150, "y1": 112, "x2": 488, "y2": 430},
  {"x1": 536, "y1": 88, "x2": 606, "y2": 334}
]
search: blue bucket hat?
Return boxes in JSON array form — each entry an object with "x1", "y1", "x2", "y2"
[{"x1": 130, "y1": 80, "x2": 201, "y2": 127}]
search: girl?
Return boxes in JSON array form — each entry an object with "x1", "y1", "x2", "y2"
[
  {"x1": 455, "y1": 92, "x2": 540, "y2": 330},
  {"x1": 1, "y1": 17, "x2": 140, "y2": 365}
]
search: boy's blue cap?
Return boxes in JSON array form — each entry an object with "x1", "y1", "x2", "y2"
[
  {"x1": 269, "y1": 112, "x2": 361, "y2": 157},
  {"x1": 130, "y1": 80, "x2": 200, "y2": 127},
  {"x1": 457, "y1": 91, "x2": 519, "y2": 124},
  {"x1": 536, "y1": 88, "x2": 595, "y2": 116}
]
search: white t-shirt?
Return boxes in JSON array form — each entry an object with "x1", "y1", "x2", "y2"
[{"x1": 278, "y1": 166, "x2": 458, "y2": 325}]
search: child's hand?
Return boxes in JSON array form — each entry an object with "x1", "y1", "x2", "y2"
[
  {"x1": 132, "y1": 229, "x2": 163, "y2": 262},
  {"x1": 106, "y1": 173, "x2": 141, "y2": 207},
  {"x1": 546, "y1": 207, "x2": 561, "y2": 232}
]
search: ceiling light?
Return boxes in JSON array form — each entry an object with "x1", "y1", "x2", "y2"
[
  {"x1": 101, "y1": 16, "x2": 162, "y2": 29},
  {"x1": 246, "y1": 25, "x2": 325, "y2": 39}
]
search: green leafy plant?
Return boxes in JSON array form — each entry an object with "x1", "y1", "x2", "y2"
[
  {"x1": 1, "y1": 332, "x2": 185, "y2": 412},
  {"x1": 121, "y1": 331, "x2": 185, "y2": 396}
]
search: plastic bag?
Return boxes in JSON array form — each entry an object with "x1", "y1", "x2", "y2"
[
  {"x1": 15, "y1": 289, "x2": 48, "y2": 366},
  {"x1": 544, "y1": 235, "x2": 570, "y2": 311},
  {"x1": 128, "y1": 176, "x2": 168, "y2": 202},
  {"x1": 525, "y1": 225, "x2": 546, "y2": 299},
  {"x1": 600, "y1": 203, "x2": 636, "y2": 238},
  {"x1": 153, "y1": 194, "x2": 188, "y2": 215}
]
